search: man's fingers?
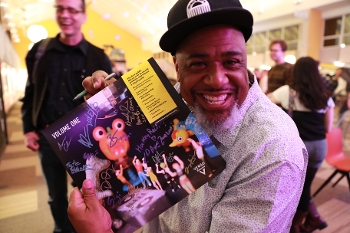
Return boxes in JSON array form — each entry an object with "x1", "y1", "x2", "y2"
[
  {"x1": 69, "y1": 187, "x2": 84, "y2": 207},
  {"x1": 82, "y1": 76, "x2": 99, "y2": 96},
  {"x1": 81, "y1": 179, "x2": 102, "y2": 210},
  {"x1": 82, "y1": 71, "x2": 117, "y2": 100},
  {"x1": 91, "y1": 70, "x2": 109, "y2": 89},
  {"x1": 91, "y1": 70, "x2": 117, "y2": 89}
]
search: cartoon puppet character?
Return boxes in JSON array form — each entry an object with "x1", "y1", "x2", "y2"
[
  {"x1": 93, "y1": 118, "x2": 130, "y2": 168},
  {"x1": 169, "y1": 119, "x2": 195, "y2": 152},
  {"x1": 85, "y1": 156, "x2": 113, "y2": 200}
]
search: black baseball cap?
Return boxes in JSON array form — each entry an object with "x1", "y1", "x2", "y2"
[{"x1": 159, "y1": 0, "x2": 254, "y2": 55}]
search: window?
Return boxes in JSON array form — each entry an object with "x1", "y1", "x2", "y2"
[
  {"x1": 246, "y1": 35, "x2": 254, "y2": 54},
  {"x1": 323, "y1": 14, "x2": 350, "y2": 47},
  {"x1": 255, "y1": 32, "x2": 267, "y2": 53},
  {"x1": 285, "y1": 25, "x2": 299, "y2": 50},
  {"x1": 343, "y1": 14, "x2": 350, "y2": 45},
  {"x1": 323, "y1": 17, "x2": 341, "y2": 46},
  {"x1": 268, "y1": 29, "x2": 281, "y2": 42}
]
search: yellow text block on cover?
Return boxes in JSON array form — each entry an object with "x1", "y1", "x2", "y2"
[{"x1": 121, "y1": 60, "x2": 177, "y2": 124}]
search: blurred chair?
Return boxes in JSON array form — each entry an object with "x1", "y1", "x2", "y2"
[{"x1": 313, "y1": 127, "x2": 350, "y2": 197}]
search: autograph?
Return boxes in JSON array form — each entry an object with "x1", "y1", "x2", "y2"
[
  {"x1": 78, "y1": 102, "x2": 99, "y2": 148},
  {"x1": 57, "y1": 136, "x2": 72, "y2": 152}
]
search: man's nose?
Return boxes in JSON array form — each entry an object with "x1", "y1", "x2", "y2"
[{"x1": 204, "y1": 64, "x2": 229, "y2": 88}]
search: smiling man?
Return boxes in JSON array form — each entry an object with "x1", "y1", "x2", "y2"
[
  {"x1": 67, "y1": 0, "x2": 307, "y2": 233},
  {"x1": 20, "y1": 0, "x2": 112, "y2": 232}
]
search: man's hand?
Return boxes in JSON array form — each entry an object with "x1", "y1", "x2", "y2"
[
  {"x1": 24, "y1": 131, "x2": 40, "y2": 151},
  {"x1": 82, "y1": 70, "x2": 117, "y2": 100},
  {"x1": 68, "y1": 179, "x2": 113, "y2": 233}
]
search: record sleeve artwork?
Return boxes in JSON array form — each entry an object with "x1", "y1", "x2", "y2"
[{"x1": 42, "y1": 58, "x2": 226, "y2": 233}]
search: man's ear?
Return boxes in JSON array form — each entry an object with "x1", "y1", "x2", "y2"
[
  {"x1": 247, "y1": 69, "x2": 254, "y2": 79},
  {"x1": 173, "y1": 56, "x2": 180, "y2": 82},
  {"x1": 247, "y1": 69, "x2": 255, "y2": 86}
]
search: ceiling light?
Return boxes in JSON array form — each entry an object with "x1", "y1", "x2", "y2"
[
  {"x1": 28, "y1": 43, "x2": 34, "y2": 50},
  {"x1": 123, "y1": 12, "x2": 129, "y2": 18},
  {"x1": 252, "y1": 52, "x2": 257, "y2": 56},
  {"x1": 259, "y1": 4, "x2": 264, "y2": 14},
  {"x1": 340, "y1": 43, "x2": 346, "y2": 48},
  {"x1": 11, "y1": 35, "x2": 20, "y2": 40},
  {"x1": 7, "y1": 23, "x2": 16, "y2": 28},
  {"x1": 284, "y1": 55, "x2": 296, "y2": 64},
  {"x1": 260, "y1": 65, "x2": 271, "y2": 70},
  {"x1": 0, "y1": 2, "x2": 9, "y2": 7},
  {"x1": 137, "y1": 16, "x2": 142, "y2": 21},
  {"x1": 27, "y1": 25, "x2": 48, "y2": 43},
  {"x1": 334, "y1": 61, "x2": 345, "y2": 67},
  {"x1": 103, "y1": 14, "x2": 110, "y2": 19}
]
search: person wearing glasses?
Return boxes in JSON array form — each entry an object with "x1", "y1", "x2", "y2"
[
  {"x1": 20, "y1": 1, "x2": 112, "y2": 232},
  {"x1": 266, "y1": 39, "x2": 293, "y2": 94}
]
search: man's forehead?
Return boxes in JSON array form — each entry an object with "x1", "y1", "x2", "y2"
[
  {"x1": 56, "y1": 0, "x2": 80, "y2": 6},
  {"x1": 271, "y1": 43, "x2": 282, "y2": 49},
  {"x1": 177, "y1": 28, "x2": 245, "y2": 58},
  {"x1": 177, "y1": 25, "x2": 245, "y2": 54}
]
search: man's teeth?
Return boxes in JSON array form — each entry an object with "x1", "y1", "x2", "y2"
[{"x1": 203, "y1": 94, "x2": 227, "y2": 104}]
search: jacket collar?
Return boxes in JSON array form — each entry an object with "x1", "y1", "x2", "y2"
[{"x1": 46, "y1": 33, "x2": 88, "y2": 56}]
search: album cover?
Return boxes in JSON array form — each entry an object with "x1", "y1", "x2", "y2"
[{"x1": 42, "y1": 58, "x2": 226, "y2": 233}]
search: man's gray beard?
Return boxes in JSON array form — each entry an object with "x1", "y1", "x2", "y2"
[{"x1": 192, "y1": 101, "x2": 241, "y2": 132}]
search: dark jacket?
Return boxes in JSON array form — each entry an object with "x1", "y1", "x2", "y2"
[{"x1": 21, "y1": 35, "x2": 112, "y2": 133}]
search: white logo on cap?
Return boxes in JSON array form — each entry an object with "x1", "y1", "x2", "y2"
[{"x1": 187, "y1": 0, "x2": 211, "y2": 18}]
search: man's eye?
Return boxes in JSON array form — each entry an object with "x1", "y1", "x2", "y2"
[
  {"x1": 224, "y1": 60, "x2": 239, "y2": 66},
  {"x1": 190, "y1": 62, "x2": 205, "y2": 67}
]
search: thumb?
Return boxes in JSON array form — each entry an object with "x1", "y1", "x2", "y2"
[{"x1": 81, "y1": 179, "x2": 101, "y2": 210}]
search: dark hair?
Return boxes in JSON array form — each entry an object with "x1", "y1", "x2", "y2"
[
  {"x1": 290, "y1": 57, "x2": 328, "y2": 111},
  {"x1": 55, "y1": 0, "x2": 85, "y2": 12},
  {"x1": 81, "y1": 0, "x2": 86, "y2": 12},
  {"x1": 269, "y1": 40, "x2": 287, "y2": 52}
]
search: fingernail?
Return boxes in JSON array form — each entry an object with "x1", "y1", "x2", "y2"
[
  {"x1": 84, "y1": 179, "x2": 93, "y2": 189},
  {"x1": 93, "y1": 81, "x2": 98, "y2": 89}
]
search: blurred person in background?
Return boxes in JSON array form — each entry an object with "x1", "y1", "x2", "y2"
[
  {"x1": 268, "y1": 56, "x2": 334, "y2": 233},
  {"x1": 109, "y1": 48, "x2": 128, "y2": 78},
  {"x1": 259, "y1": 69, "x2": 269, "y2": 93},
  {"x1": 334, "y1": 68, "x2": 350, "y2": 118},
  {"x1": 253, "y1": 68, "x2": 261, "y2": 83},
  {"x1": 20, "y1": 0, "x2": 112, "y2": 232},
  {"x1": 266, "y1": 39, "x2": 293, "y2": 94}
]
